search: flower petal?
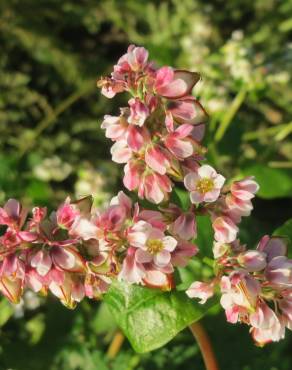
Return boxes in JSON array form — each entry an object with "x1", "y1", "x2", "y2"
[{"x1": 162, "y1": 236, "x2": 177, "y2": 252}]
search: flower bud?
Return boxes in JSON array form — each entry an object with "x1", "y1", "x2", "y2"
[
  {"x1": 186, "y1": 281, "x2": 214, "y2": 304},
  {"x1": 266, "y1": 256, "x2": 292, "y2": 287},
  {"x1": 212, "y1": 216, "x2": 238, "y2": 243},
  {"x1": 237, "y1": 250, "x2": 267, "y2": 272}
]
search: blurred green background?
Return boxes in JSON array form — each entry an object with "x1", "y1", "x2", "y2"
[{"x1": 0, "y1": 0, "x2": 292, "y2": 369}]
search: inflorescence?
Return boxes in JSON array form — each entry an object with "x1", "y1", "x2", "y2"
[{"x1": 0, "y1": 45, "x2": 291, "y2": 346}]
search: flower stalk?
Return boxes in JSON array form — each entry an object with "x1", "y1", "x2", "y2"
[
  {"x1": 189, "y1": 321, "x2": 220, "y2": 370},
  {"x1": 107, "y1": 331, "x2": 125, "y2": 359}
]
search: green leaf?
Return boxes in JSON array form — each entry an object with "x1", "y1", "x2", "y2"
[
  {"x1": 171, "y1": 188, "x2": 190, "y2": 211},
  {"x1": 91, "y1": 302, "x2": 117, "y2": 335},
  {"x1": 242, "y1": 165, "x2": 292, "y2": 199},
  {"x1": 273, "y1": 219, "x2": 292, "y2": 241},
  {"x1": 104, "y1": 281, "x2": 216, "y2": 353},
  {"x1": 195, "y1": 216, "x2": 214, "y2": 257}
]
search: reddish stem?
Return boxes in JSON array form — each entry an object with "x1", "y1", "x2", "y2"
[
  {"x1": 189, "y1": 321, "x2": 220, "y2": 370},
  {"x1": 106, "y1": 331, "x2": 125, "y2": 359}
]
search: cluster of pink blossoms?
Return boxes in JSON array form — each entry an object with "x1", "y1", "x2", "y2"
[
  {"x1": 98, "y1": 44, "x2": 207, "y2": 204},
  {"x1": 187, "y1": 235, "x2": 292, "y2": 346},
  {"x1": 0, "y1": 45, "x2": 290, "y2": 346},
  {"x1": 0, "y1": 192, "x2": 197, "y2": 308}
]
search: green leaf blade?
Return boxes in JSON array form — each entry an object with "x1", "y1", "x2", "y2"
[{"x1": 104, "y1": 281, "x2": 216, "y2": 353}]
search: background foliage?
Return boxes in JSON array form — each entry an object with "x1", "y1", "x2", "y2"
[{"x1": 0, "y1": 0, "x2": 291, "y2": 369}]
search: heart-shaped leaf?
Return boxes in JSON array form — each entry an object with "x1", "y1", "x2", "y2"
[{"x1": 104, "y1": 281, "x2": 216, "y2": 353}]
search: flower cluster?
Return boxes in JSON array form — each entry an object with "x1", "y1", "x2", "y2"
[
  {"x1": 98, "y1": 45, "x2": 208, "y2": 204},
  {"x1": 0, "y1": 45, "x2": 290, "y2": 346},
  {"x1": 185, "y1": 177, "x2": 292, "y2": 345},
  {"x1": 187, "y1": 234, "x2": 292, "y2": 346},
  {"x1": 0, "y1": 192, "x2": 198, "y2": 308}
]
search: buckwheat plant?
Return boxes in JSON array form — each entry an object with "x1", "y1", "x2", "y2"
[{"x1": 1, "y1": 45, "x2": 291, "y2": 370}]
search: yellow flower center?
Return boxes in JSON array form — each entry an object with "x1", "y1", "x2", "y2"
[
  {"x1": 196, "y1": 178, "x2": 214, "y2": 194},
  {"x1": 146, "y1": 239, "x2": 164, "y2": 254}
]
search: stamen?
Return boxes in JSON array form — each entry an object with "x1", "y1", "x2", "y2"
[
  {"x1": 146, "y1": 239, "x2": 164, "y2": 254},
  {"x1": 196, "y1": 178, "x2": 214, "y2": 194}
]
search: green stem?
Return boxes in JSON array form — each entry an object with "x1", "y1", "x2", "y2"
[
  {"x1": 274, "y1": 121, "x2": 292, "y2": 141},
  {"x1": 242, "y1": 122, "x2": 292, "y2": 141},
  {"x1": 189, "y1": 321, "x2": 220, "y2": 370},
  {"x1": 215, "y1": 87, "x2": 247, "y2": 142}
]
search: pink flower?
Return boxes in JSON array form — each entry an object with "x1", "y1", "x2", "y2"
[
  {"x1": 25, "y1": 267, "x2": 65, "y2": 293},
  {"x1": 164, "y1": 124, "x2": 194, "y2": 159},
  {"x1": 110, "y1": 140, "x2": 132, "y2": 163},
  {"x1": 138, "y1": 172, "x2": 172, "y2": 204},
  {"x1": 155, "y1": 67, "x2": 200, "y2": 99},
  {"x1": 167, "y1": 97, "x2": 208, "y2": 125},
  {"x1": 30, "y1": 246, "x2": 86, "y2": 276},
  {"x1": 84, "y1": 273, "x2": 111, "y2": 298},
  {"x1": 135, "y1": 229, "x2": 177, "y2": 268},
  {"x1": 142, "y1": 270, "x2": 174, "y2": 290},
  {"x1": 30, "y1": 206, "x2": 47, "y2": 228},
  {"x1": 49, "y1": 273, "x2": 85, "y2": 309},
  {"x1": 114, "y1": 45, "x2": 149, "y2": 75},
  {"x1": 169, "y1": 211, "x2": 197, "y2": 240},
  {"x1": 128, "y1": 98, "x2": 149, "y2": 126},
  {"x1": 126, "y1": 125, "x2": 150, "y2": 151},
  {"x1": 138, "y1": 209, "x2": 166, "y2": 231},
  {"x1": 220, "y1": 272, "x2": 260, "y2": 322},
  {"x1": 212, "y1": 216, "x2": 238, "y2": 243},
  {"x1": 97, "y1": 77, "x2": 125, "y2": 98},
  {"x1": 257, "y1": 236, "x2": 287, "y2": 262},
  {"x1": 0, "y1": 199, "x2": 37, "y2": 246},
  {"x1": 225, "y1": 194, "x2": 253, "y2": 219},
  {"x1": 213, "y1": 242, "x2": 229, "y2": 259},
  {"x1": 171, "y1": 240, "x2": 198, "y2": 267},
  {"x1": 237, "y1": 250, "x2": 267, "y2": 272},
  {"x1": 251, "y1": 321, "x2": 285, "y2": 346},
  {"x1": 145, "y1": 144, "x2": 170, "y2": 175},
  {"x1": 0, "y1": 199, "x2": 24, "y2": 227},
  {"x1": 101, "y1": 115, "x2": 128, "y2": 140},
  {"x1": 70, "y1": 217, "x2": 98, "y2": 240},
  {"x1": 127, "y1": 220, "x2": 151, "y2": 248},
  {"x1": 30, "y1": 249, "x2": 52, "y2": 276},
  {"x1": 56, "y1": 202, "x2": 80, "y2": 230},
  {"x1": 186, "y1": 281, "x2": 214, "y2": 304},
  {"x1": 109, "y1": 191, "x2": 133, "y2": 216},
  {"x1": 230, "y1": 177, "x2": 259, "y2": 200},
  {"x1": 119, "y1": 247, "x2": 146, "y2": 284},
  {"x1": 124, "y1": 161, "x2": 172, "y2": 204},
  {"x1": 265, "y1": 256, "x2": 292, "y2": 287},
  {"x1": 250, "y1": 302, "x2": 279, "y2": 330},
  {"x1": 279, "y1": 296, "x2": 292, "y2": 322},
  {"x1": 96, "y1": 204, "x2": 128, "y2": 233},
  {"x1": 0, "y1": 255, "x2": 25, "y2": 303},
  {"x1": 250, "y1": 302, "x2": 284, "y2": 345},
  {"x1": 123, "y1": 160, "x2": 143, "y2": 192},
  {"x1": 184, "y1": 165, "x2": 225, "y2": 203}
]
